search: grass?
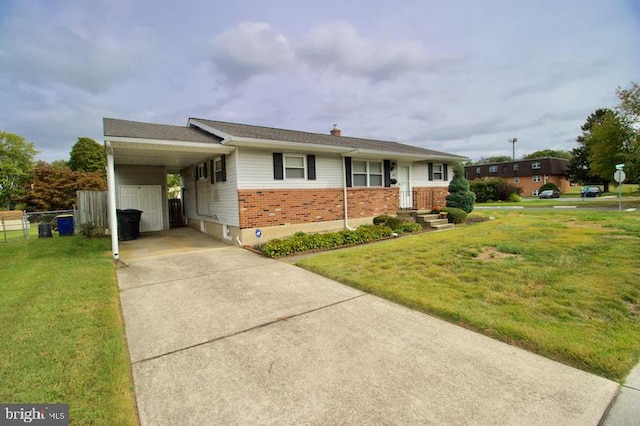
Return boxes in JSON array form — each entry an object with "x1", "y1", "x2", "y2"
[
  {"x1": 0, "y1": 235, "x2": 138, "y2": 425},
  {"x1": 297, "y1": 209, "x2": 640, "y2": 382},
  {"x1": 482, "y1": 195, "x2": 640, "y2": 208}
]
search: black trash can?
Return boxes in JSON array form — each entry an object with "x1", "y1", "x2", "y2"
[
  {"x1": 116, "y1": 209, "x2": 143, "y2": 240},
  {"x1": 38, "y1": 223, "x2": 53, "y2": 238}
]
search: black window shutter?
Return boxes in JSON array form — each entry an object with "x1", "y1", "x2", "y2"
[
  {"x1": 443, "y1": 164, "x2": 449, "y2": 181},
  {"x1": 273, "y1": 153, "x2": 284, "y2": 180},
  {"x1": 221, "y1": 155, "x2": 227, "y2": 182},
  {"x1": 203, "y1": 162, "x2": 208, "y2": 179},
  {"x1": 194, "y1": 166, "x2": 198, "y2": 182},
  {"x1": 383, "y1": 160, "x2": 391, "y2": 187},
  {"x1": 344, "y1": 157, "x2": 352, "y2": 187},
  {"x1": 210, "y1": 160, "x2": 215, "y2": 184},
  {"x1": 307, "y1": 155, "x2": 316, "y2": 180},
  {"x1": 428, "y1": 162, "x2": 434, "y2": 181}
]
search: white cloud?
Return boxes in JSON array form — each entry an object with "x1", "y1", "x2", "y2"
[
  {"x1": 298, "y1": 21, "x2": 463, "y2": 80},
  {"x1": 209, "y1": 22, "x2": 296, "y2": 82}
]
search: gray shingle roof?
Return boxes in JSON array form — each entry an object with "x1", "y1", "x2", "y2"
[
  {"x1": 191, "y1": 118, "x2": 466, "y2": 159},
  {"x1": 103, "y1": 118, "x2": 222, "y2": 144},
  {"x1": 103, "y1": 117, "x2": 466, "y2": 159}
]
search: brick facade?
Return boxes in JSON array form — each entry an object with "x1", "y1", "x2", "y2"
[
  {"x1": 238, "y1": 188, "x2": 399, "y2": 229},
  {"x1": 346, "y1": 187, "x2": 399, "y2": 218},
  {"x1": 412, "y1": 187, "x2": 449, "y2": 210}
]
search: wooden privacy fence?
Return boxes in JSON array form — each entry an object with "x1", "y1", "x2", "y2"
[{"x1": 77, "y1": 191, "x2": 108, "y2": 232}]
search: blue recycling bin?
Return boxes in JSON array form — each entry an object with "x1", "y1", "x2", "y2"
[{"x1": 56, "y1": 214, "x2": 74, "y2": 236}]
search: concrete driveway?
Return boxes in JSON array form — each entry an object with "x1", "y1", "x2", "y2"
[{"x1": 117, "y1": 231, "x2": 618, "y2": 425}]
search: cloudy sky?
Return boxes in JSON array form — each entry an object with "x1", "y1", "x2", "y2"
[{"x1": 1, "y1": 0, "x2": 639, "y2": 163}]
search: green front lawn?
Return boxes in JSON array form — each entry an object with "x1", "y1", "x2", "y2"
[
  {"x1": 297, "y1": 209, "x2": 640, "y2": 381},
  {"x1": 0, "y1": 236, "x2": 137, "y2": 425}
]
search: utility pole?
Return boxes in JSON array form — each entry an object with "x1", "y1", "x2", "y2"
[{"x1": 508, "y1": 138, "x2": 517, "y2": 160}]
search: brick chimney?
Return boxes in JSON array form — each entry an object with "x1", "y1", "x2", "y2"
[{"x1": 330, "y1": 124, "x2": 341, "y2": 137}]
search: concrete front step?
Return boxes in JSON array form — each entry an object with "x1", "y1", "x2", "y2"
[{"x1": 430, "y1": 223, "x2": 455, "y2": 230}]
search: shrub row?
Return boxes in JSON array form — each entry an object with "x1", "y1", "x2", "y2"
[
  {"x1": 261, "y1": 225, "x2": 395, "y2": 258},
  {"x1": 372, "y1": 215, "x2": 422, "y2": 233}
]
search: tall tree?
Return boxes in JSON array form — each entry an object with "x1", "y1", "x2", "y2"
[
  {"x1": 22, "y1": 162, "x2": 106, "y2": 211},
  {"x1": 68, "y1": 137, "x2": 105, "y2": 173},
  {"x1": 567, "y1": 109, "x2": 611, "y2": 190},
  {"x1": 586, "y1": 110, "x2": 635, "y2": 182},
  {"x1": 523, "y1": 150, "x2": 571, "y2": 160},
  {"x1": 0, "y1": 132, "x2": 39, "y2": 209},
  {"x1": 615, "y1": 82, "x2": 640, "y2": 180}
]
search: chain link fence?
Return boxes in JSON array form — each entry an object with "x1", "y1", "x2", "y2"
[{"x1": 1, "y1": 209, "x2": 76, "y2": 243}]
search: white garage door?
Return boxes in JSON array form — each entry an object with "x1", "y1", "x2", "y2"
[{"x1": 119, "y1": 185, "x2": 163, "y2": 232}]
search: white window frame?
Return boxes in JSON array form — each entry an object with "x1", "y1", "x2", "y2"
[
  {"x1": 284, "y1": 154, "x2": 306, "y2": 179},
  {"x1": 489, "y1": 165, "x2": 498, "y2": 173},
  {"x1": 532, "y1": 175, "x2": 542, "y2": 183},
  {"x1": 352, "y1": 160, "x2": 384, "y2": 187},
  {"x1": 196, "y1": 163, "x2": 206, "y2": 180},
  {"x1": 476, "y1": 167, "x2": 481, "y2": 174},
  {"x1": 532, "y1": 162, "x2": 541, "y2": 169},
  {"x1": 433, "y1": 163, "x2": 444, "y2": 180},
  {"x1": 214, "y1": 157, "x2": 224, "y2": 183}
]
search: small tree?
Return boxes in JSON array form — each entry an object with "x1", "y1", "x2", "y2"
[
  {"x1": 22, "y1": 162, "x2": 106, "y2": 211},
  {"x1": 445, "y1": 163, "x2": 475, "y2": 213},
  {"x1": 539, "y1": 182, "x2": 559, "y2": 192}
]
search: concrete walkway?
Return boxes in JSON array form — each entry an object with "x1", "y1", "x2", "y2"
[{"x1": 117, "y1": 236, "x2": 620, "y2": 425}]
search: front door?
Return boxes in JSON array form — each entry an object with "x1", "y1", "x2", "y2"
[{"x1": 398, "y1": 165, "x2": 412, "y2": 209}]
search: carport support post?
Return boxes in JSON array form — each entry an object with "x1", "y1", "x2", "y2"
[{"x1": 105, "y1": 141, "x2": 120, "y2": 260}]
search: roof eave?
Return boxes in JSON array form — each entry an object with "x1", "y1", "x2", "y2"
[{"x1": 104, "y1": 136, "x2": 234, "y2": 153}]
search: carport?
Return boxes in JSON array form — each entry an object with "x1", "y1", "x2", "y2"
[{"x1": 103, "y1": 118, "x2": 233, "y2": 260}]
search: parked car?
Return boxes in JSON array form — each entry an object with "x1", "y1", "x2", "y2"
[
  {"x1": 581, "y1": 187, "x2": 601, "y2": 197},
  {"x1": 539, "y1": 189, "x2": 560, "y2": 199}
]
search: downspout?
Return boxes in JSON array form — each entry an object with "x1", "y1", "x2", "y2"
[
  {"x1": 105, "y1": 141, "x2": 119, "y2": 260},
  {"x1": 341, "y1": 150, "x2": 358, "y2": 230}
]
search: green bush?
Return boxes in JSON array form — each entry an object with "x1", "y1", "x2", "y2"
[
  {"x1": 261, "y1": 225, "x2": 394, "y2": 258},
  {"x1": 373, "y1": 215, "x2": 423, "y2": 234},
  {"x1": 373, "y1": 215, "x2": 403, "y2": 231},
  {"x1": 446, "y1": 163, "x2": 476, "y2": 213},
  {"x1": 440, "y1": 207, "x2": 467, "y2": 224},
  {"x1": 539, "y1": 182, "x2": 559, "y2": 193},
  {"x1": 470, "y1": 177, "x2": 522, "y2": 203},
  {"x1": 399, "y1": 222, "x2": 422, "y2": 233},
  {"x1": 507, "y1": 193, "x2": 521, "y2": 202}
]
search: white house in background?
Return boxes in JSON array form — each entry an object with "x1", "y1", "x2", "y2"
[{"x1": 103, "y1": 118, "x2": 467, "y2": 258}]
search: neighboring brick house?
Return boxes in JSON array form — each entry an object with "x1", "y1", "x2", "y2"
[
  {"x1": 103, "y1": 118, "x2": 467, "y2": 253},
  {"x1": 464, "y1": 157, "x2": 570, "y2": 196}
]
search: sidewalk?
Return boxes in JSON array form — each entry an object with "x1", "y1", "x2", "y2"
[{"x1": 602, "y1": 363, "x2": 640, "y2": 425}]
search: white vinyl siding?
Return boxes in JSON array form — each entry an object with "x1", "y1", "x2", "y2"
[
  {"x1": 182, "y1": 152, "x2": 239, "y2": 227},
  {"x1": 237, "y1": 147, "x2": 343, "y2": 189},
  {"x1": 412, "y1": 162, "x2": 450, "y2": 187}
]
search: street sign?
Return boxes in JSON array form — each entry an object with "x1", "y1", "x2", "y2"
[
  {"x1": 615, "y1": 163, "x2": 625, "y2": 170},
  {"x1": 614, "y1": 170, "x2": 626, "y2": 183}
]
